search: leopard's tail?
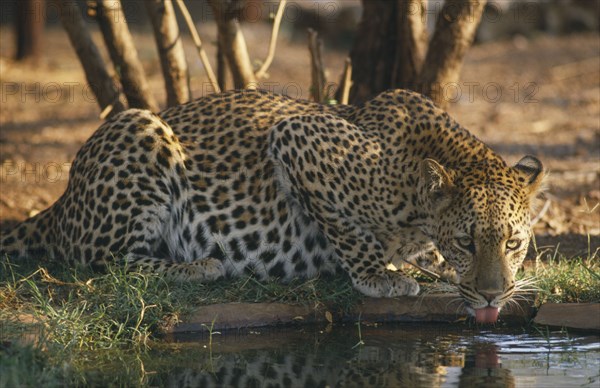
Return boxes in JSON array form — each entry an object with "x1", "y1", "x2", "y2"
[{"x1": 0, "y1": 206, "x2": 56, "y2": 262}]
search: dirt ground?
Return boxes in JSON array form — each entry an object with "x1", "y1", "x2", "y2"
[{"x1": 0, "y1": 24, "x2": 598, "y2": 258}]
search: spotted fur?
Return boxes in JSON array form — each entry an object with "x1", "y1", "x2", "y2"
[{"x1": 0, "y1": 89, "x2": 544, "y2": 315}]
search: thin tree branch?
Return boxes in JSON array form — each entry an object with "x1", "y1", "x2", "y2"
[
  {"x1": 255, "y1": 0, "x2": 287, "y2": 79},
  {"x1": 174, "y1": 0, "x2": 221, "y2": 93},
  {"x1": 339, "y1": 57, "x2": 352, "y2": 105}
]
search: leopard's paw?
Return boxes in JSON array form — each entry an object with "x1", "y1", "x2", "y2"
[
  {"x1": 352, "y1": 270, "x2": 419, "y2": 297},
  {"x1": 174, "y1": 258, "x2": 226, "y2": 282}
]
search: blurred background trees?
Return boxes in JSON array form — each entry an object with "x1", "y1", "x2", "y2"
[
  {"x1": 15, "y1": 0, "x2": 45, "y2": 63},
  {"x1": 8, "y1": 0, "x2": 599, "y2": 114}
]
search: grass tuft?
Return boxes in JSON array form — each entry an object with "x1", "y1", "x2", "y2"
[
  {"x1": 525, "y1": 251, "x2": 600, "y2": 304},
  {"x1": 0, "y1": 257, "x2": 363, "y2": 352},
  {"x1": 1, "y1": 259, "x2": 176, "y2": 351}
]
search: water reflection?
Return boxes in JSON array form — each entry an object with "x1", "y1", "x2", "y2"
[
  {"x1": 149, "y1": 325, "x2": 598, "y2": 388},
  {"x1": 459, "y1": 343, "x2": 514, "y2": 388}
]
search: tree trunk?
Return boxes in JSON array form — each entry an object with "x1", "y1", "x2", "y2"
[
  {"x1": 96, "y1": 0, "x2": 158, "y2": 111},
  {"x1": 308, "y1": 29, "x2": 326, "y2": 103},
  {"x1": 145, "y1": 0, "x2": 191, "y2": 106},
  {"x1": 59, "y1": 0, "x2": 126, "y2": 118},
  {"x1": 217, "y1": 37, "x2": 228, "y2": 91},
  {"x1": 16, "y1": 0, "x2": 45, "y2": 62},
  {"x1": 419, "y1": 0, "x2": 487, "y2": 108},
  {"x1": 207, "y1": 0, "x2": 257, "y2": 89},
  {"x1": 393, "y1": 0, "x2": 428, "y2": 88},
  {"x1": 348, "y1": 0, "x2": 427, "y2": 105}
]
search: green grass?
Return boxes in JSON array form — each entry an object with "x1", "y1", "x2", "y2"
[
  {"x1": 2, "y1": 261, "x2": 170, "y2": 350},
  {"x1": 525, "y1": 242, "x2": 600, "y2": 304},
  {"x1": 0, "y1": 256, "x2": 362, "y2": 350},
  {"x1": 1, "y1": 246, "x2": 598, "y2": 385}
]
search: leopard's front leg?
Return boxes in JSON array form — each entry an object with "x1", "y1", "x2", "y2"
[
  {"x1": 270, "y1": 113, "x2": 419, "y2": 297},
  {"x1": 323, "y1": 223, "x2": 420, "y2": 297}
]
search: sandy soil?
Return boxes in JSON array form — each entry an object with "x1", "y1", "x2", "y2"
[{"x1": 0, "y1": 24, "x2": 598, "y2": 258}]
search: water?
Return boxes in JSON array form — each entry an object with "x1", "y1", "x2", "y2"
[{"x1": 146, "y1": 325, "x2": 599, "y2": 387}]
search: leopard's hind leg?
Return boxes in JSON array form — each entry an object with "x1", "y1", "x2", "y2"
[
  {"x1": 4, "y1": 109, "x2": 224, "y2": 281},
  {"x1": 84, "y1": 110, "x2": 225, "y2": 281},
  {"x1": 270, "y1": 114, "x2": 420, "y2": 297}
]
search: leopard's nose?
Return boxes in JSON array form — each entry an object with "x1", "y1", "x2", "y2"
[{"x1": 478, "y1": 289, "x2": 503, "y2": 303}]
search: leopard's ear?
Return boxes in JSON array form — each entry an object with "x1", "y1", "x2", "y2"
[
  {"x1": 513, "y1": 155, "x2": 545, "y2": 195},
  {"x1": 420, "y1": 158, "x2": 455, "y2": 211}
]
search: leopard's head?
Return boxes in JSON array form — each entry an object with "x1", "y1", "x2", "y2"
[{"x1": 419, "y1": 156, "x2": 545, "y2": 323}]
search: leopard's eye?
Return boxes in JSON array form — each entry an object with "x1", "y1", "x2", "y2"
[
  {"x1": 455, "y1": 236, "x2": 473, "y2": 250},
  {"x1": 506, "y1": 239, "x2": 521, "y2": 251}
]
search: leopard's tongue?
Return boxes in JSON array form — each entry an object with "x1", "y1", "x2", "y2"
[{"x1": 475, "y1": 307, "x2": 499, "y2": 324}]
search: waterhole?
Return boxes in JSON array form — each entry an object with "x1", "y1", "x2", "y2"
[{"x1": 149, "y1": 325, "x2": 599, "y2": 387}]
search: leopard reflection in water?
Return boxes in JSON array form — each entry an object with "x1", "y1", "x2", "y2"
[{"x1": 152, "y1": 328, "x2": 514, "y2": 388}]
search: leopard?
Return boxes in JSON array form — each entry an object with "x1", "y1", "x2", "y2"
[{"x1": 0, "y1": 89, "x2": 544, "y2": 323}]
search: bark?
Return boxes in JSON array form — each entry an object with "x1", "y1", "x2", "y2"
[
  {"x1": 393, "y1": 0, "x2": 428, "y2": 88},
  {"x1": 96, "y1": 0, "x2": 158, "y2": 111},
  {"x1": 308, "y1": 29, "x2": 326, "y2": 103},
  {"x1": 207, "y1": 0, "x2": 257, "y2": 89},
  {"x1": 59, "y1": 0, "x2": 126, "y2": 117},
  {"x1": 145, "y1": 0, "x2": 191, "y2": 106},
  {"x1": 348, "y1": 0, "x2": 427, "y2": 104},
  {"x1": 338, "y1": 57, "x2": 353, "y2": 105},
  {"x1": 217, "y1": 37, "x2": 228, "y2": 91},
  {"x1": 419, "y1": 0, "x2": 487, "y2": 108},
  {"x1": 16, "y1": 0, "x2": 45, "y2": 62}
]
